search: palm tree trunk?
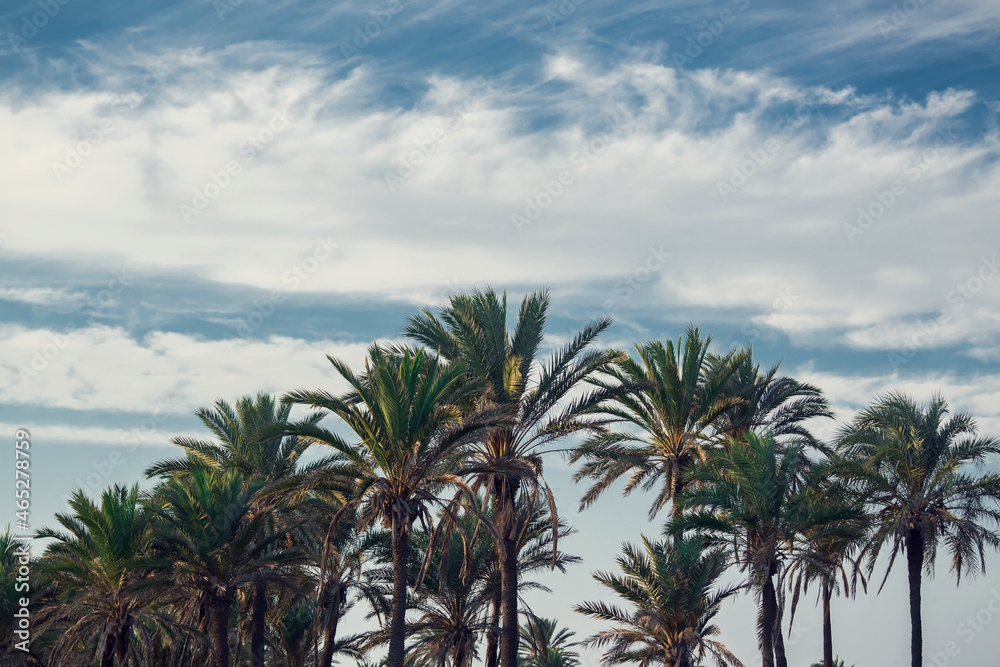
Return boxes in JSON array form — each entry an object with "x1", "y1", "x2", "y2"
[
  {"x1": 387, "y1": 522, "x2": 410, "y2": 667},
  {"x1": 454, "y1": 641, "x2": 468, "y2": 667},
  {"x1": 906, "y1": 529, "x2": 924, "y2": 667},
  {"x1": 498, "y1": 485, "x2": 520, "y2": 667},
  {"x1": 251, "y1": 579, "x2": 267, "y2": 667},
  {"x1": 320, "y1": 588, "x2": 342, "y2": 667},
  {"x1": 769, "y1": 559, "x2": 787, "y2": 667},
  {"x1": 760, "y1": 573, "x2": 776, "y2": 667},
  {"x1": 822, "y1": 580, "x2": 833, "y2": 667},
  {"x1": 115, "y1": 619, "x2": 132, "y2": 666},
  {"x1": 211, "y1": 594, "x2": 232, "y2": 667},
  {"x1": 670, "y1": 460, "x2": 683, "y2": 519},
  {"x1": 486, "y1": 590, "x2": 500, "y2": 667},
  {"x1": 774, "y1": 615, "x2": 787, "y2": 667},
  {"x1": 101, "y1": 631, "x2": 116, "y2": 667}
]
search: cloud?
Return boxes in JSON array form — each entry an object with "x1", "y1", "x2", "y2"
[
  {"x1": 0, "y1": 286, "x2": 88, "y2": 307},
  {"x1": 0, "y1": 324, "x2": 382, "y2": 414},
  {"x1": 793, "y1": 363, "x2": 1000, "y2": 441},
  {"x1": 0, "y1": 43, "x2": 997, "y2": 355}
]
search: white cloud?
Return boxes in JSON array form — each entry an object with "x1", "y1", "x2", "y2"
[
  {"x1": 0, "y1": 286, "x2": 88, "y2": 307},
  {"x1": 0, "y1": 324, "x2": 383, "y2": 414},
  {"x1": 793, "y1": 363, "x2": 1000, "y2": 441},
  {"x1": 0, "y1": 45, "x2": 998, "y2": 353}
]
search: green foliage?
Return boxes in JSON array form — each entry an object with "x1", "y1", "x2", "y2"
[
  {"x1": 22, "y1": 303, "x2": 1000, "y2": 667},
  {"x1": 837, "y1": 391, "x2": 1000, "y2": 584},
  {"x1": 572, "y1": 325, "x2": 748, "y2": 518},
  {"x1": 518, "y1": 615, "x2": 580, "y2": 667},
  {"x1": 575, "y1": 535, "x2": 742, "y2": 667}
]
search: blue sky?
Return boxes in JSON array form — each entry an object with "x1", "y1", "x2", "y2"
[{"x1": 2, "y1": 0, "x2": 1000, "y2": 664}]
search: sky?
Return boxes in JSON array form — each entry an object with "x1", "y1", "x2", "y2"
[{"x1": 2, "y1": 0, "x2": 1000, "y2": 664}]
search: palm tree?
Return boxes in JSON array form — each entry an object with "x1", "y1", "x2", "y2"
[
  {"x1": 144, "y1": 392, "x2": 324, "y2": 481},
  {"x1": 384, "y1": 500, "x2": 581, "y2": 667},
  {"x1": 480, "y1": 500, "x2": 580, "y2": 667},
  {"x1": 402, "y1": 524, "x2": 495, "y2": 667},
  {"x1": 148, "y1": 469, "x2": 305, "y2": 667},
  {"x1": 404, "y1": 287, "x2": 620, "y2": 667},
  {"x1": 783, "y1": 464, "x2": 869, "y2": 667},
  {"x1": 669, "y1": 432, "x2": 858, "y2": 667},
  {"x1": 272, "y1": 595, "x2": 317, "y2": 667},
  {"x1": 575, "y1": 535, "x2": 742, "y2": 667},
  {"x1": 304, "y1": 511, "x2": 385, "y2": 667},
  {"x1": 712, "y1": 350, "x2": 832, "y2": 448},
  {"x1": 518, "y1": 615, "x2": 580, "y2": 667},
  {"x1": 145, "y1": 392, "x2": 327, "y2": 667},
  {"x1": 283, "y1": 343, "x2": 502, "y2": 667},
  {"x1": 571, "y1": 325, "x2": 747, "y2": 519},
  {"x1": 34, "y1": 484, "x2": 159, "y2": 667},
  {"x1": 836, "y1": 392, "x2": 1000, "y2": 667}
]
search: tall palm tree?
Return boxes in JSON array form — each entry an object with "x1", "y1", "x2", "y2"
[
  {"x1": 783, "y1": 464, "x2": 869, "y2": 667},
  {"x1": 669, "y1": 432, "x2": 858, "y2": 667},
  {"x1": 571, "y1": 325, "x2": 747, "y2": 519},
  {"x1": 836, "y1": 392, "x2": 1000, "y2": 667},
  {"x1": 480, "y1": 500, "x2": 580, "y2": 667},
  {"x1": 145, "y1": 392, "x2": 327, "y2": 667},
  {"x1": 518, "y1": 615, "x2": 580, "y2": 667},
  {"x1": 383, "y1": 500, "x2": 581, "y2": 667},
  {"x1": 401, "y1": 523, "x2": 495, "y2": 667},
  {"x1": 404, "y1": 287, "x2": 620, "y2": 667},
  {"x1": 575, "y1": 535, "x2": 743, "y2": 667},
  {"x1": 34, "y1": 484, "x2": 158, "y2": 667},
  {"x1": 711, "y1": 350, "x2": 832, "y2": 448},
  {"x1": 283, "y1": 343, "x2": 502, "y2": 667},
  {"x1": 148, "y1": 469, "x2": 305, "y2": 667},
  {"x1": 304, "y1": 511, "x2": 385, "y2": 667}
]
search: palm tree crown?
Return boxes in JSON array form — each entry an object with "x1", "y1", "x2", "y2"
[
  {"x1": 35, "y1": 484, "x2": 156, "y2": 667},
  {"x1": 404, "y1": 287, "x2": 619, "y2": 667},
  {"x1": 519, "y1": 615, "x2": 581, "y2": 667},
  {"x1": 284, "y1": 343, "x2": 502, "y2": 667},
  {"x1": 575, "y1": 535, "x2": 742, "y2": 667},
  {"x1": 572, "y1": 324, "x2": 747, "y2": 519},
  {"x1": 836, "y1": 391, "x2": 1000, "y2": 667}
]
